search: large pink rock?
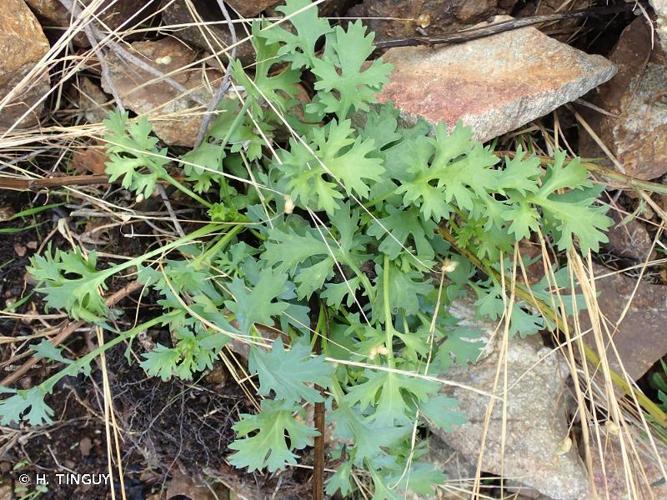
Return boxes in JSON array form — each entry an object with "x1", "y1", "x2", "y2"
[{"x1": 377, "y1": 22, "x2": 617, "y2": 142}]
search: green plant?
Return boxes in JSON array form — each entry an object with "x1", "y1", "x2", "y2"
[
  {"x1": 1, "y1": 1, "x2": 612, "y2": 497},
  {"x1": 651, "y1": 360, "x2": 667, "y2": 411}
]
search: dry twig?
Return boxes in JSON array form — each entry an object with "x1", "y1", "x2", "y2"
[{"x1": 375, "y1": 3, "x2": 644, "y2": 49}]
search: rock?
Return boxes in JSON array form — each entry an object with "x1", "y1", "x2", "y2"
[
  {"x1": 417, "y1": 435, "x2": 477, "y2": 499},
  {"x1": 432, "y1": 337, "x2": 590, "y2": 499},
  {"x1": 160, "y1": 0, "x2": 255, "y2": 64},
  {"x1": 101, "y1": 38, "x2": 222, "y2": 147},
  {"x1": 25, "y1": 0, "x2": 153, "y2": 47},
  {"x1": 0, "y1": 0, "x2": 50, "y2": 129},
  {"x1": 448, "y1": 291, "x2": 497, "y2": 361},
  {"x1": 77, "y1": 76, "x2": 112, "y2": 123},
  {"x1": 79, "y1": 436, "x2": 93, "y2": 457},
  {"x1": 604, "y1": 210, "x2": 655, "y2": 262},
  {"x1": 378, "y1": 22, "x2": 617, "y2": 142},
  {"x1": 349, "y1": 1, "x2": 513, "y2": 40},
  {"x1": 578, "y1": 264, "x2": 667, "y2": 381},
  {"x1": 579, "y1": 17, "x2": 667, "y2": 180},
  {"x1": 226, "y1": 0, "x2": 279, "y2": 17},
  {"x1": 318, "y1": 0, "x2": 360, "y2": 16},
  {"x1": 517, "y1": 0, "x2": 593, "y2": 41},
  {"x1": 650, "y1": 0, "x2": 667, "y2": 52},
  {"x1": 591, "y1": 428, "x2": 667, "y2": 498},
  {"x1": 265, "y1": 0, "x2": 358, "y2": 17}
]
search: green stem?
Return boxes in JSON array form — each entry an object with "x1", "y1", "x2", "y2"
[
  {"x1": 163, "y1": 175, "x2": 213, "y2": 208},
  {"x1": 383, "y1": 255, "x2": 395, "y2": 367},
  {"x1": 343, "y1": 259, "x2": 375, "y2": 303},
  {"x1": 311, "y1": 303, "x2": 327, "y2": 351},
  {"x1": 99, "y1": 222, "x2": 221, "y2": 280},
  {"x1": 196, "y1": 224, "x2": 244, "y2": 265},
  {"x1": 330, "y1": 377, "x2": 345, "y2": 404},
  {"x1": 219, "y1": 98, "x2": 252, "y2": 151},
  {"x1": 218, "y1": 98, "x2": 253, "y2": 200},
  {"x1": 365, "y1": 189, "x2": 395, "y2": 208},
  {"x1": 40, "y1": 312, "x2": 177, "y2": 394}
]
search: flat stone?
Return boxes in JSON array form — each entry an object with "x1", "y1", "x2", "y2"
[
  {"x1": 377, "y1": 23, "x2": 617, "y2": 142},
  {"x1": 432, "y1": 337, "x2": 590, "y2": 499},
  {"x1": 423, "y1": 434, "x2": 477, "y2": 498},
  {"x1": 226, "y1": 0, "x2": 279, "y2": 17},
  {"x1": 0, "y1": 0, "x2": 50, "y2": 129},
  {"x1": 579, "y1": 17, "x2": 667, "y2": 180},
  {"x1": 591, "y1": 429, "x2": 667, "y2": 498},
  {"x1": 579, "y1": 264, "x2": 667, "y2": 381},
  {"x1": 101, "y1": 38, "x2": 222, "y2": 147},
  {"x1": 160, "y1": 0, "x2": 255, "y2": 64}
]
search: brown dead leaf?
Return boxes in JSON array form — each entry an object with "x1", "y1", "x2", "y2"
[{"x1": 71, "y1": 147, "x2": 107, "y2": 175}]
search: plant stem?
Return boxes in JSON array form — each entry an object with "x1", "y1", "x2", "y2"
[
  {"x1": 497, "y1": 150, "x2": 667, "y2": 196},
  {"x1": 383, "y1": 255, "x2": 395, "y2": 367},
  {"x1": 100, "y1": 223, "x2": 222, "y2": 280},
  {"x1": 163, "y1": 174, "x2": 213, "y2": 208},
  {"x1": 217, "y1": 98, "x2": 253, "y2": 201},
  {"x1": 312, "y1": 302, "x2": 327, "y2": 500},
  {"x1": 197, "y1": 224, "x2": 244, "y2": 264},
  {"x1": 40, "y1": 312, "x2": 178, "y2": 394}
]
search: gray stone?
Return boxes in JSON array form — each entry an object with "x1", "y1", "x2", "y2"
[
  {"x1": 377, "y1": 22, "x2": 617, "y2": 142},
  {"x1": 650, "y1": 0, "x2": 667, "y2": 53},
  {"x1": 579, "y1": 17, "x2": 667, "y2": 180},
  {"x1": 432, "y1": 337, "x2": 590, "y2": 499},
  {"x1": 77, "y1": 77, "x2": 112, "y2": 124}
]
